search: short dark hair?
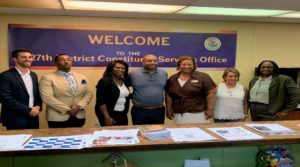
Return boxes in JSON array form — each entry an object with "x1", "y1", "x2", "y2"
[
  {"x1": 103, "y1": 60, "x2": 129, "y2": 80},
  {"x1": 255, "y1": 60, "x2": 280, "y2": 76},
  {"x1": 54, "y1": 54, "x2": 69, "y2": 62},
  {"x1": 176, "y1": 55, "x2": 197, "y2": 71},
  {"x1": 12, "y1": 48, "x2": 32, "y2": 58}
]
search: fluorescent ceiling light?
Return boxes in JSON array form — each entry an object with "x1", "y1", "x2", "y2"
[
  {"x1": 177, "y1": 7, "x2": 293, "y2": 17},
  {"x1": 274, "y1": 12, "x2": 300, "y2": 18},
  {"x1": 62, "y1": 0, "x2": 185, "y2": 13}
]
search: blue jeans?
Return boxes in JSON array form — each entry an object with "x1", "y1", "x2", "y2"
[{"x1": 131, "y1": 106, "x2": 165, "y2": 125}]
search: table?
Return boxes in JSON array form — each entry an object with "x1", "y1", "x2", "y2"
[{"x1": 1, "y1": 120, "x2": 300, "y2": 167}]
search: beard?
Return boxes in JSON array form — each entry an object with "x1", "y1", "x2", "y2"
[{"x1": 19, "y1": 61, "x2": 32, "y2": 68}]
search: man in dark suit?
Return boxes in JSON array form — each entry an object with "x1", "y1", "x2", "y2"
[{"x1": 0, "y1": 48, "x2": 42, "y2": 130}]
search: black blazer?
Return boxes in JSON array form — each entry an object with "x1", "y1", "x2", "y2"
[
  {"x1": 0, "y1": 68, "x2": 42, "y2": 129},
  {"x1": 95, "y1": 77, "x2": 130, "y2": 118}
]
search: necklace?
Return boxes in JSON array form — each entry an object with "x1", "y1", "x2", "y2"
[
  {"x1": 225, "y1": 84, "x2": 235, "y2": 96},
  {"x1": 113, "y1": 79, "x2": 123, "y2": 87},
  {"x1": 227, "y1": 88, "x2": 233, "y2": 96},
  {"x1": 179, "y1": 74, "x2": 190, "y2": 81}
]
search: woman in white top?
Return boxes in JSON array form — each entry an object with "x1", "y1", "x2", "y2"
[{"x1": 214, "y1": 68, "x2": 249, "y2": 122}]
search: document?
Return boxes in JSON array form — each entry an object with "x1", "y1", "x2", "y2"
[
  {"x1": 23, "y1": 134, "x2": 93, "y2": 150},
  {"x1": 0, "y1": 134, "x2": 31, "y2": 151},
  {"x1": 208, "y1": 126, "x2": 264, "y2": 141},
  {"x1": 167, "y1": 127, "x2": 217, "y2": 142},
  {"x1": 246, "y1": 123, "x2": 299, "y2": 135},
  {"x1": 93, "y1": 129, "x2": 139, "y2": 145}
]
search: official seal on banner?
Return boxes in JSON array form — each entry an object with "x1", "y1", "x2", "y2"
[{"x1": 204, "y1": 37, "x2": 222, "y2": 51}]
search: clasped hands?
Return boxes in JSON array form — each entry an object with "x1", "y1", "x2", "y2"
[{"x1": 68, "y1": 105, "x2": 81, "y2": 116}]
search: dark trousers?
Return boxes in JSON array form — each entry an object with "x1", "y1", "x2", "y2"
[
  {"x1": 48, "y1": 116, "x2": 85, "y2": 128},
  {"x1": 250, "y1": 102, "x2": 275, "y2": 121},
  {"x1": 6, "y1": 117, "x2": 39, "y2": 130},
  {"x1": 97, "y1": 111, "x2": 128, "y2": 126},
  {"x1": 214, "y1": 118, "x2": 242, "y2": 123},
  {"x1": 131, "y1": 106, "x2": 165, "y2": 125}
]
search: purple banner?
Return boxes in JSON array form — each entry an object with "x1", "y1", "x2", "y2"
[{"x1": 9, "y1": 24, "x2": 237, "y2": 68}]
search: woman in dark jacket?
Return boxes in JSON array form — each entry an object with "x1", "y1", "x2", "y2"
[
  {"x1": 249, "y1": 60, "x2": 300, "y2": 121},
  {"x1": 95, "y1": 60, "x2": 130, "y2": 126}
]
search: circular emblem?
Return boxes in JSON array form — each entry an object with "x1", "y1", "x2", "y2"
[{"x1": 204, "y1": 37, "x2": 222, "y2": 51}]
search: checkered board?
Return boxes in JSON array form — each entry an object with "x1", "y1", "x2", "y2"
[{"x1": 23, "y1": 135, "x2": 89, "y2": 150}]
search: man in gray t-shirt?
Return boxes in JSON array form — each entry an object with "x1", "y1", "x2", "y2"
[{"x1": 129, "y1": 54, "x2": 168, "y2": 125}]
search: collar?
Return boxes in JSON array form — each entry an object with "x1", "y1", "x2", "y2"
[
  {"x1": 58, "y1": 70, "x2": 73, "y2": 76},
  {"x1": 142, "y1": 68, "x2": 157, "y2": 74},
  {"x1": 190, "y1": 71, "x2": 199, "y2": 78},
  {"x1": 15, "y1": 67, "x2": 30, "y2": 75},
  {"x1": 258, "y1": 75, "x2": 272, "y2": 81}
]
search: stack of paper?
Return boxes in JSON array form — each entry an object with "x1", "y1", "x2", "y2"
[
  {"x1": 0, "y1": 134, "x2": 31, "y2": 151},
  {"x1": 93, "y1": 129, "x2": 139, "y2": 145},
  {"x1": 167, "y1": 127, "x2": 217, "y2": 142},
  {"x1": 139, "y1": 125, "x2": 171, "y2": 141},
  {"x1": 208, "y1": 127, "x2": 264, "y2": 141},
  {"x1": 246, "y1": 123, "x2": 299, "y2": 135}
]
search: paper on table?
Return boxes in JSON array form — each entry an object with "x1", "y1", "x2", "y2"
[
  {"x1": 0, "y1": 134, "x2": 31, "y2": 151},
  {"x1": 208, "y1": 126, "x2": 264, "y2": 141},
  {"x1": 93, "y1": 129, "x2": 139, "y2": 145},
  {"x1": 246, "y1": 123, "x2": 299, "y2": 135},
  {"x1": 23, "y1": 134, "x2": 93, "y2": 150},
  {"x1": 167, "y1": 127, "x2": 217, "y2": 142}
]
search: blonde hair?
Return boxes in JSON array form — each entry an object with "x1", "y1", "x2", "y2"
[{"x1": 222, "y1": 68, "x2": 240, "y2": 81}]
